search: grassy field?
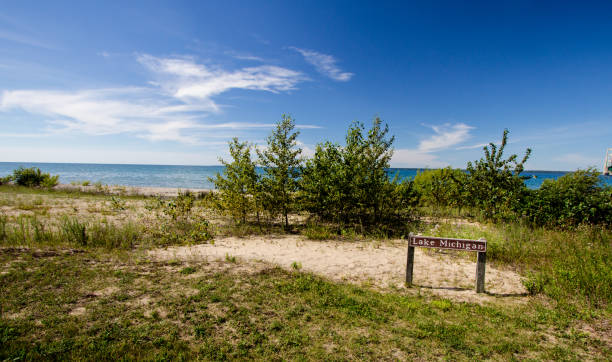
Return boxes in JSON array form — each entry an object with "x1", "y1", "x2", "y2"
[{"x1": 0, "y1": 185, "x2": 610, "y2": 360}]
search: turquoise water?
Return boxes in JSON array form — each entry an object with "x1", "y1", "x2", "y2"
[{"x1": 1, "y1": 162, "x2": 610, "y2": 189}]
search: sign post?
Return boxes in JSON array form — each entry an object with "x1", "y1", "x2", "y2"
[
  {"x1": 406, "y1": 243, "x2": 415, "y2": 286},
  {"x1": 407, "y1": 234, "x2": 487, "y2": 293}
]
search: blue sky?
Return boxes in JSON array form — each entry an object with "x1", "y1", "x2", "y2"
[{"x1": 1, "y1": 1, "x2": 611, "y2": 170}]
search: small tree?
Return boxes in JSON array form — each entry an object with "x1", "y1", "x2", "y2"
[
  {"x1": 465, "y1": 129, "x2": 531, "y2": 220},
  {"x1": 300, "y1": 117, "x2": 416, "y2": 232},
  {"x1": 257, "y1": 115, "x2": 302, "y2": 229},
  {"x1": 209, "y1": 138, "x2": 260, "y2": 224}
]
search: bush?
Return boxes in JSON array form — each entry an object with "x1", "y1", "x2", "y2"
[
  {"x1": 465, "y1": 129, "x2": 531, "y2": 220},
  {"x1": 150, "y1": 193, "x2": 214, "y2": 245},
  {"x1": 209, "y1": 138, "x2": 261, "y2": 224},
  {"x1": 524, "y1": 168, "x2": 612, "y2": 227},
  {"x1": 12, "y1": 167, "x2": 59, "y2": 188},
  {"x1": 413, "y1": 167, "x2": 467, "y2": 209},
  {"x1": 300, "y1": 117, "x2": 417, "y2": 233},
  {"x1": 0, "y1": 175, "x2": 12, "y2": 185}
]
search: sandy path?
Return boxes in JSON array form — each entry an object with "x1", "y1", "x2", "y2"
[{"x1": 149, "y1": 236, "x2": 528, "y2": 304}]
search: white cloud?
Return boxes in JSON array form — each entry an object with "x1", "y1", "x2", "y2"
[
  {"x1": 455, "y1": 143, "x2": 489, "y2": 150},
  {"x1": 137, "y1": 54, "x2": 305, "y2": 104},
  {"x1": 418, "y1": 123, "x2": 473, "y2": 152},
  {"x1": 391, "y1": 149, "x2": 445, "y2": 168},
  {"x1": 0, "y1": 144, "x2": 225, "y2": 165},
  {"x1": 1, "y1": 54, "x2": 315, "y2": 144},
  {"x1": 290, "y1": 47, "x2": 353, "y2": 81},
  {"x1": 228, "y1": 53, "x2": 264, "y2": 62},
  {"x1": 391, "y1": 123, "x2": 473, "y2": 167}
]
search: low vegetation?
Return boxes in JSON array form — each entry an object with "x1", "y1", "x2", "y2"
[
  {"x1": 0, "y1": 115, "x2": 610, "y2": 359},
  {"x1": 7, "y1": 167, "x2": 59, "y2": 188},
  {"x1": 0, "y1": 250, "x2": 609, "y2": 360}
]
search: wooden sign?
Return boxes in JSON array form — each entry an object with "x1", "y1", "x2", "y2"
[
  {"x1": 409, "y1": 235, "x2": 486, "y2": 252},
  {"x1": 406, "y1": 234, "x2": 487, "y2": 293}
]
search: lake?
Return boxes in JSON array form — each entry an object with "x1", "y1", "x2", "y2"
[{"x1": 1, "y1": 162, "x2": 610, "y2": 189}]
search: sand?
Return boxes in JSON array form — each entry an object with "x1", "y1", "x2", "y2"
[{"x1": 149, "y1": 235, "x2": 528, "y2": 304}]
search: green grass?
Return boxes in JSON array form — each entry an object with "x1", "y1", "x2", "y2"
[
  {"x1": 0, "y1": 249, "x2": 609, "y2": 360},
  {"x1": 0, "y1": 214, "x2": 146, "y2": 249},
  {"x1": 0, "y1": 187, "x2": 610, "y2": 359},
  {"x1": 420, "y1": 220, "x2": 612, "y2": 313}
]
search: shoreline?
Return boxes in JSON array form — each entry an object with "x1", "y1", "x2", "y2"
[{"x1": 54, "y1": 183, "x2": 211, "y2": 197}]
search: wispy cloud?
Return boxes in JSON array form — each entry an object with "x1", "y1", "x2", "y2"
[
  {"x1": 227, "y1": 52, "x2": 265, "y2": 62},
  {"x1": 455, "y1": 143, "x2": 489, "y2": 150},
  {"x1": 0, "y1": 30, "x2": 54, "y2": 49},
  {"x1": 0, "y1": 15, "x2": 56, "y2": 50},
  {"x1": 1, "y1": 54, "x2": 314, "y2": 144},
  {"x1": 290, "y1": 47, "x2": 353, "y2": 82},
  {"x1": 137, "y1": 54, "x2": 305, "y2": 107},
  {"x1": 417, "y1": 123, "x2": 473, "y2": 152},
  {"x1": 392, "y1": 123, "x2": 473, "y2": 167}
]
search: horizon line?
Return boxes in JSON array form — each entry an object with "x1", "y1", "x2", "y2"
[{"x1": 0, "y1": 160, "x2": 584, "y2": 173}]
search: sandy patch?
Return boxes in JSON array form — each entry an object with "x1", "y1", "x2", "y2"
[
  {"x1": 149, "y1": 236, "x2": 528, "y2": 304},
  {"x1": 94, "y1": 286, "x2": 119, "y2": 297},
  {"x1": 70, "y1": 307, "x2": 87, "y2": 316},
  {"x1": 421, "y1": 216, "x2": 484, "y2": 228}
]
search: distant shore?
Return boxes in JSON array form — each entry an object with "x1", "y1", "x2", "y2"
[{"x1": 54, "y1": 184, "x2": 211, "y2": 197}]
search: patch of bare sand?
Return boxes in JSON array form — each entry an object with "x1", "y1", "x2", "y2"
[
  {"x1": 70, "y1": 307, "x2": 87, "y2": 316},
  {"x1": 420, "y1": 216, "x2": 484, "y2": 228},
  {"x1": 149, "y1": 235, "x2": 528, "y2": 304}
]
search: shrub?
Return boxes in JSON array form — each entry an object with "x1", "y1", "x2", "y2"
[
  {"x1": 110, "y1": 196, "x2": 126, "y2": 211},
  {"x1": 300, "y1": 117, "x2": 417, "y2": 233},
  {"x1": 302, "y1": 223, "x2": 334, "y2": 240},
  {"x1": 524, "y1": 168, "x2": 612, "y2": 227},
  {"x1": 12, "y1": 167, "x2": 59, "y2": 188},
  {"x1": 150, "y1": 193, "x2": 213, "y2": 245},
  {"x1": 0, "y1": 175, "x2": 12, "y2": 185},
  {"x1": 413, "y1": 167, "x2": 467, "y2": 209},
  {"x1": 163, "y1": 192, "x2": 195, "y2": 221},
  {"x1": 209, "y1": 138, "x2": 261, "y2": 224},
  {"x1": 465, "y1": 129, "x2": 531, "y2": 220}
]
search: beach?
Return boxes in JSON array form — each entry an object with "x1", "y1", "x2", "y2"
[{"x1": 54, "y1": 183, "x2": 211, "y2": 197}]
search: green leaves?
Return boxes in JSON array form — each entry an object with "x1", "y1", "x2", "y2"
[
  {"x1": 210, "y1": 138, "x2": 260, "y2": 224},
  {"x1": 300, "y1": 117, "x2": 415, "y2": 233},
  {"x1": 257, "y1": 115, "x2": 302, "y2": 229},
  {"x1": 12, "y1": 167, "x2": 59, "y2": 188},
  {"x1": 524, "y1": 168, "x2": 612, "y2": 227},
  {"x1": 413, "y1": 167, "x2": 467, "y2": 208},
  {"x1": 465, "y1": 129, "x2": 531, "y2": 220}
]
